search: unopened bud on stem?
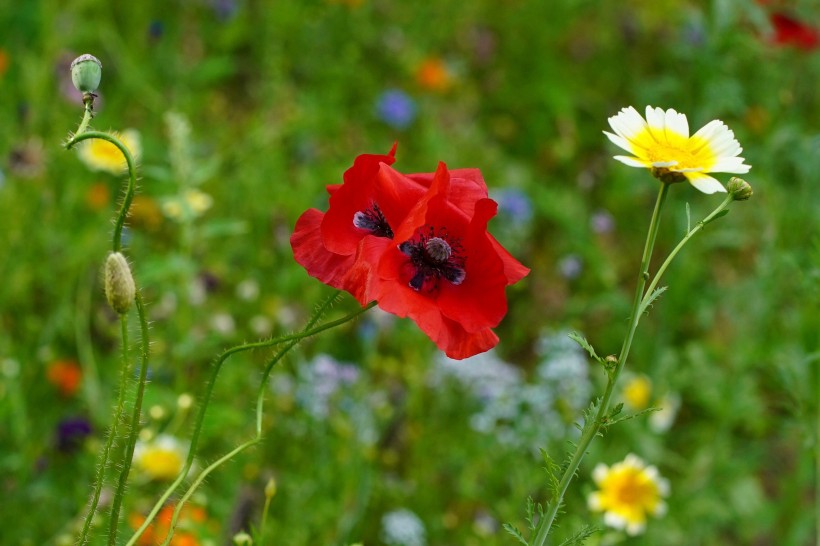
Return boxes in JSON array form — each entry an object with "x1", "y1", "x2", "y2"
[
  {"x1": 727, "y1": 177, "x2": 753, "y2": 201},
  {"x1": 104, "y1": 252, "x2": 136, "y2": 314}
]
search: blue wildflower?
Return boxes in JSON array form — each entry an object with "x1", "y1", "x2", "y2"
[{"x1": 376, "y1": 89, "x2": 417, "y2": 129}]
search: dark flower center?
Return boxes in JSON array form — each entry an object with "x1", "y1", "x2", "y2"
[
  {"x1": 399, "y1": 229, "x2": 466, "y2": 292},
  {"x1": 353, "y1": 203, "x2": 394, "y2": 239}
]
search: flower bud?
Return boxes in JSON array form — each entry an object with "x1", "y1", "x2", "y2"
[
  {"x1": 727, "y1": 177, "x2": 753, "y2": 201},
  {"x1": 264, "y1": 477, "x2": 277, "y2": 498},
  {"x1": 70, "y1": 54, "x2": 102, "y2": 93},
  {"x1": 104, "y1": 252, "x2": 136, "y2": 314},
  {"x1": 232, "y1": 532, "x2": 253, "y2": 546}
]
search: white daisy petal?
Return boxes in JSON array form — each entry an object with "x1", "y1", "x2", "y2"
[
  {"x1": 625, "y1": 520, "x2": 647, "y2": 536},
  {"x1": 645, "y1": 106, "x2": 666, "y2": 142},
  {"x1": 614, "y1": 155, "x2": 650, "y2": 167},
  {"x1": 686, "y1": 172, "x2": 727, "y2": 194},
  {"x1": 609, "y1": 107, "x2": 648, "y2": 141},
  {"x1": 711, "y1": 157, "x2": 751, "y2": 173},
  {"x1": 592, "y1": 463, "x2": 609, "y2": 484},
  {"x1": 603, "y1": 131, "x2": 636, "y2": 154},
  {"x1": 664, "y1": 109, "x2": 690, "y2": 139}
]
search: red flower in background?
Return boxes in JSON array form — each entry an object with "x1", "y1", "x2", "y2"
[
  {"x1": 291, "y1": 147, "x2": 529, "y2": 359},
  {"x1": 769, "y1": 12, "x2": 819, "y2": 50}
]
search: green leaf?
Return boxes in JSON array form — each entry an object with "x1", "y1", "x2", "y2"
[
  {"x1": 557, "y1": 524, "x2": 599, "y2": 546},
  {"x1": 567, "y1": 332, "x2": 604, "y2": 363},
  {"x1": 502, "y1": 523, "x2": 529, "y2": 545},
  {"x1": 702, "y1": 209, "x2": 730, "y2": 226},
  {"x1": 638, "y1": 286, "x2": 668, "y2": 317}
]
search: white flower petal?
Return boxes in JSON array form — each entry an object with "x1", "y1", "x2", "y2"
[
  {"x1": 650, "y1": 160, "x2": 679, "y2": 168},
  {"x1": 686, "y1": 172, "x2": 727, "y2": 194},
  {"x1": 608, "y1": 106, "x2": 649, "y2": 142},
  {"x1": 613, "y1": 155, "x2": 649, "y2": 168},
  {"x1": 645, "y1": 106, "x2": 667, "y2": 143},
  {"x1": 592, "y1": 463, "x2": 609, "y2": 484},
  {"x1": 664, "y1": 108, "x2": 690, "y2": 139},
  {"x1": 710, "y1": 157, "x2": 751, "y2": 173},
  {"x1": 604, "y1": 512, "x2": 627, "y2": 530},
  {"x1": 625, "y1": 520, "x2": 647, "y2": 536},
  {"x1": 588, "y1": 492, "x2": 602, "y2": 510},
  {"x1": 603, "y1": 131, "x2": 636, "y2": 154}
]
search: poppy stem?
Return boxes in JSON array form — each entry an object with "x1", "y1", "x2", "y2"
[
  {"x1": 532, "y1": 183, "x2": 670, "y2": 545},
  {"x1": 126, "y1": 295, "x2": 375, "y2": 546}
]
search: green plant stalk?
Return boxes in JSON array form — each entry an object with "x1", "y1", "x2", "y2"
[
  {"x1": 532, "y1": 183, "x2": 670, "y2": 545},
  {"x1": 160, "y1": 293, "x2": 346, "y2": 545},
  {"x1": 107, "y1": 292, "x2": 151, "y2": 546},
  {"x1": 127, "y1": 299, "x2": 376, "y2": 546},
  {"x1": 76, "y1": 315, "x2": 133, "y2": 546},
  {"x1": 641, "y1": 193, "x2": 733, "y2": 305},
  {"x1": 65, "y1": 130, "x2": 137, "y2": 253}
]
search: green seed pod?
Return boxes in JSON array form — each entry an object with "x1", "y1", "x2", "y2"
[
  {"x1": 727, "y1": 177, "x2": 753, "y2": 201},
  {"x1": 104, "y1": 252, "x2": 136, "y2": 314},
  {"x1": 70, "y1": 54, "x2": 102, "y2": 93}
]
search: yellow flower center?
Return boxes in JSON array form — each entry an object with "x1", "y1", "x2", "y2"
[
  {"x1": 632, "y1": 128, "x2": 716, "y2": 171},
  {"x1": 599, "y1": 466, "x2": 663, "y2": 520},
  {"x1": 139, "y1": 447, "x2": 183, "y2": 480},
  {"x1": 623, "y1": 376, "x2": 652, "y2": 410}
]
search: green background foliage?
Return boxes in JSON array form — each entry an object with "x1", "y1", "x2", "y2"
[{"x1": 0, "y1": 0, "x2": 817, "y2": 544}]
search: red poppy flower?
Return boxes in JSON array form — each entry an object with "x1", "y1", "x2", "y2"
[
  {"x1": 291, "y1": 147, "x2": 529, "y2": 359},
  {"x1": 769, "y1": 12, "x2": 819, "y2": 50}
]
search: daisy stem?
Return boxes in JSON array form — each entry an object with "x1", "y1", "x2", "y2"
[
  {"x1": 107, "y1": 291, "x2": 151, "y2": 546},
  {"x1": 642, "y1": 193, "x2": 734, "y2": 306},
  {"x1": 76, "y1": 314, "x2": 133, "y2": 546},
  {"x1": 533, "y1": 183, "x2": 669, "y2": 545},
  {"x1": 65, "y1": 130, "x2": 137, "y2": 253},
  {"x1": 126, "y1": 297, "x2": 375, "y2": 546}
]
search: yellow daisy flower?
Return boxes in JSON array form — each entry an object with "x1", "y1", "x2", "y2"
[
  {"x1": 77, "y1": 129, "x2": 141, "y2": 174},
  {"x1": 622, "y1": 374, "x2": 652, "y2": 411},
  {"x1": 133, "y1": 434, "x2": 187, "y2": 481},
  {"x1": 604, "y1": 106, "x2": 750, "y2": 194},
  {"x1": 588, "y1": 453, "x2": 669, "y2": 536}
]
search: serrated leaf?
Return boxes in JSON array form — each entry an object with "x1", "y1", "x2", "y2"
[
  {"x1": 557, "y1": 524, "x2": 599, "y2": 546},
  {"x1": 502, "y1": 523, "x2": 529, "y2": 545},
  {"x1": 638, "y1": 286, "x2": 668, "y2": 316},
  {"x1": 606, "y1": 406, "x2": 661, "y2": 426},
  {"x1": 567, "y1": 332, "x2": 604, "y2": 363}
]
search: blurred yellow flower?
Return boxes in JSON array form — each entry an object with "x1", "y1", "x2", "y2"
[
  {"x1": 133, "y1": 434, "x2": 187, "y2": 481},
  {"x1": 161, "y1": 189, "x2": 213, "y2": 222},
  {"x1": 605, "y1": 106, "x2": 750, "y2": 194},
  {"x1": 622, "y1": 374, "x2": 652, "y2": 411},
  {"x1": 588, "y1": 454, "x2": 669, "y2": 536},
  {"x1": 77, "y1": 129, "x2": 141, "y2": 174}
]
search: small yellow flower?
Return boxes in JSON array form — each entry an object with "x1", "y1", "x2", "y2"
[
  {"x1": 133, "y1": 434, "x2": 187, "y2": 481},
  {"x1": 605, "y1": 106, "x2": 750, "y2": 194},
  {"x1": 77, "y1": 129, "x2": 141, "y2": 174},
  {"x1": 588, "y1": 454, "x2": 669, "y2": 536},
  {"x1": 622, "y1": 374, "x2": 652, "y2": 411},
  {"x1": 161, "y1": 189, "x2": 213, "y2": 222}
]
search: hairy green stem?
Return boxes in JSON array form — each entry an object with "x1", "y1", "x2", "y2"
[
  {"x1": 76, "y1": 315, "x2": 133, "y2": 546},
  {"x1": 532, "y1": 183, "x2": 670, "y2": 545},
  {"x1": 65, "y1": 131, "x2": 137, "y2": 252},
  {"x1": 160, "y1": 293, "x2": 347, "y2": 545},
  {"x1": 107, "y1": 292, "x2": 151, "y2": 546},
  {"x1": 127, "y1": 299, "x2": 376, "y2": 546}
]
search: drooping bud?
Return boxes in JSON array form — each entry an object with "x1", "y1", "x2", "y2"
[
  {"x1": 70, "y1": 54, "x2": 102, "y2": 94},
  {"x1": 727, "y1": 177, "x2": 753, "y2": 201},
  {"x1": 104, "y1": 252, "x2": 136, "y2": 314}
]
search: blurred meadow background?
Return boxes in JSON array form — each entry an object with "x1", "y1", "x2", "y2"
[{"x1": 1, "y1": 0, "x2": 818, "y2": 545}]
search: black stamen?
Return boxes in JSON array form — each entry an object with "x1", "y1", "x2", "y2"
[
  {"x1": 398, "y1": 229, "x2": 466, "y2": 292},
  {"x1": 353, "y1": 203, "x2": 394, "y2": 238}
]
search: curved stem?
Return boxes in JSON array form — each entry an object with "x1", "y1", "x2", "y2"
[
  {"x1": 532, "y1": 183, "x2": 670, "y2": 545},
  {"x1": 107, "y1": 292, "x2": 151, "y2": 546},
  {"x1": 127, "y1": 299, "x2": 376, "y2": 546},
  {"x1": 76, "y1": 314, "x2": 133, "y2": 546},
  {"x1": 65, "y1": 131, "x2": 137, "y2": 252},
  {"x1": 641, "y1": 194, "x2": 734, "y2": 308}
]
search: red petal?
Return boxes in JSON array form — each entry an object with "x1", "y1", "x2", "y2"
[
  {"x1": 321, "y1": 149, "x2": 397, "y2": 255},
  {"x1": 291, "y1": 208, "x2": 355, "y2": 291}
]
